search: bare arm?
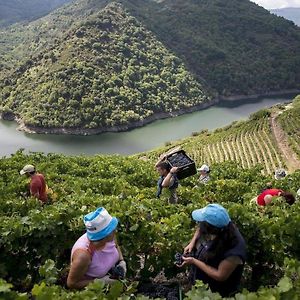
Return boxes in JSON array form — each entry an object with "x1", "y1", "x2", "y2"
[
  {"x1": 116, "y1": 244, "x2": 124, "y2": 261},
  {"x1": 264, "y1": 194, "x2": 273, "y2": 205},
  {"x1": 162, "y1": 167, "x2": 178, "y2": 187},
  {"x1": 184, "y1": 227, "x2": 200, "y2": 253},
  {"x1": 67, "y1": 250, "x2": 93, "y2": 289},
  {"x1": 183, "y1": 256, "x2": 241, "y2": 282}
]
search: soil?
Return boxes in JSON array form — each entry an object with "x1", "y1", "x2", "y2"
[{"x1": 270, "y1": 111, "x2": 300, "y2": 172}]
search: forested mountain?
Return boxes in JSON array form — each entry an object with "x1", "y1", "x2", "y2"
[
  {"x1": 270, "y1": 7, "x2": 300, "y2": 26},
  {"x1": 0, "y1": 0, "x2": 71, "y2": 27},
  {"x1": 0, "y1": 3, "x2": 209, "y2": 131},
  {"x1": 123, "y1": 0, "x2": 300, "y2": 96},
  {"x1": 0, "y1": 0, "x2": 300, "y2": 133}
]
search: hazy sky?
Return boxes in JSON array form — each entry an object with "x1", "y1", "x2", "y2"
[{"x1": 251, "y1": 0, "x2": 300, "y2": 9}]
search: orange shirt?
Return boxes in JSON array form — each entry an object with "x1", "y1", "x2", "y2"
[{"x1": 30, "y1": 174, "x2": 47, "y2": 203}]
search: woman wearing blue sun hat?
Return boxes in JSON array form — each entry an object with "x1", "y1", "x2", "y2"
[
  {"x1": 67, "y1": 207, "x2": 126, "y2": 289},
  {"x1": 178, "y1": 204, "x2": 246, "y2": 297}
]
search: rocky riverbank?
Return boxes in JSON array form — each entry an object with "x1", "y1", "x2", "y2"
[{"x1": 2, "y1": 89, "x2": 300, "y2": 136}]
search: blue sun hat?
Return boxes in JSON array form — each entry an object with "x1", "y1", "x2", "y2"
[
  {"x1": 192, "y1": 204, "x2": 231, "y2": 228},
  {"x1": 84, "y1": 207, "x2": 118, "y2": 241}
]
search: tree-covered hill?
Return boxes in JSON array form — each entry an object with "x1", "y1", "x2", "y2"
[
  {"x1": 0, "y1": 0, "x2": 300, "y2": 133},
  {"x1": 271, "y1": 7, "x2": 300, "y2": 26},
  {"x1": 0, "y1": 2, "x2": 209, "y2": 131},
  {"x1": 0, "y1": 0, "x2": 71, "y2": 27},
  {"x1": 123, "y1": 0, "x2": 300, "y2": 96}
]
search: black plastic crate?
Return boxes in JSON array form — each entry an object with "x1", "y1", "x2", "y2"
[{"x1": 166, "y1": 150, "x2": 197, "y2": 180}]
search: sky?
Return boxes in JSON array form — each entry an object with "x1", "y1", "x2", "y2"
[{"x1": 251, "y1": 0, "x2": 300, "y2": 9}]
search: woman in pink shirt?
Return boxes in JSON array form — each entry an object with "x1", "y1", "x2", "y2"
[{"x1": 67, "y1": 208, "x2": 126, "y2": 289}]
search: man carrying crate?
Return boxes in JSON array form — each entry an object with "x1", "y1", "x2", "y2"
[{"x1": 155, "y1": 154, "x2": 179, "y2": 204}]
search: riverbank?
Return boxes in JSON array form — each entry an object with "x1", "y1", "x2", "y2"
[{"x1": 2, "y1": 89, "x2": 300, "y2": 136}]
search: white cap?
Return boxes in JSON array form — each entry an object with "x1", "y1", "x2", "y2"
[
  {"x1": 197, "y1": 164, "x2": 210, "y2": 173},
  {"x1": 20, "y1": 165, "x2": 35, "y2": 175},
  {"x1": 274, "y1": 169, "x2": 287, "y2": 180}
]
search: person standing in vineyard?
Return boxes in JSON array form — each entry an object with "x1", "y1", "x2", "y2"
[
  {"x1": 67, "y1": 207, "x2": 126, "y2": 289},
  {"x1": 197, "y1": 164, "x2": 210, "y2": 185},
  {"x1": 255, "y1": 188, "x2": 295, "y2": 206},
  {"x1": 20, "y1": 164, "x2": 48, "y2": 203},
  {"x1": 178, "y1": 204, "x2": 246, "y2": 297},
  {"x1": 155, "y1": 156, "x2": 179, "y2": 204}
]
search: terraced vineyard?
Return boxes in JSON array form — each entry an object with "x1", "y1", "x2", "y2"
[
  {"x1": 148, "y1": 110, "x2": 286, "y2": 175},
  {"x1": 277, "y1": 96, "x2": 300, "y2": 160}
]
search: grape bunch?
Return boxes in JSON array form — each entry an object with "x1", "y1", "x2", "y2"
[
  {"x1": 109, "y1": 265, "x2": 125, "y2": 279},
  {"x1": 174, "y1": 252, "x2": 183, "y2": 265},
  {"x1": 168, "y1": 153, "x2": 191, "y2": 167}
]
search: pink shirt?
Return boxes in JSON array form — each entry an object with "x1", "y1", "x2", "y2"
[{"x1": 71, "y1": 233, "x2": 119, "y2": 278}]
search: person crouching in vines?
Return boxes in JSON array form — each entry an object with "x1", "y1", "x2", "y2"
[
  {"x1": 177, "y1": 204, "x2": 246, "y2": 297},
  {"x1": 67, "y1": 207, "x2": 126, "y2": 289}
]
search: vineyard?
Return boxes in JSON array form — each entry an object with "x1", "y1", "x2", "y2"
[
  {"x1": 0, "y1": 149, "x2": 300, "y2": 299},
  {"x1": 1, "y1": 97, "x2": 300, "y2": 299},
  {"x1": 278, "y1": 96, "x2": 300, "y2": 161},
  {"x1": 145, "y1": 97, "x2": 300, "y2": 175}
]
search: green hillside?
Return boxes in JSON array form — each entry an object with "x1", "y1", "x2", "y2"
[
  {"x1": 0, "y1": 0, "x2": 71, "y2": 27},
  {"x1": 124, "y1": 0, "x2": 300, "y2": 96},
  {"x1": 143, "y1": 95, "x2": 300, "y2": 175},
  {"x1": 0, "y1": 0, "x2": 300, "y2": 133},
  {"x1": 271, "y1": 7, "x2": 300, "y2": 26},
  {"x1": 0, "y1": 149, "x2": 300, "y2": 299},
  {"x1": 0, "y1": 3, "x2": 209, "y2": 131}
]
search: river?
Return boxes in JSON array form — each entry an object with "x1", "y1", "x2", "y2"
[{"x1": 0, "y1": 95, "x2": 295, "y2": 156}]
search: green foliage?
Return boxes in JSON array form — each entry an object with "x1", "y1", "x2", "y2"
[
  {"x1": 125, "y1": 0, "x2": 300, "y2": 95},
  {"x1": 277, "y1": 95, "x2": 300, "y2": 159},
  {"x1": 0, "y1": 0, "x2": 71, "y2": 28},
  {"x1": 0, "y1": 3, "x2": 209, "y2": 131},
  {"x1": 0, "y1": 150, "x2": 300, "y2": 299}
]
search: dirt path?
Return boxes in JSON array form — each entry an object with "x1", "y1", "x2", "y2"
[{"x1": 270, "y1": 112, "x2": 300, "y2": 172}]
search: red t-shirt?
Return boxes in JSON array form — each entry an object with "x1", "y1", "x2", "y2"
[
  {"x1": 30, "y1": 174, "x2": 47, "y2": 203},
  {"x1": 257, "y1": 189, "x2": 283, "y2": 206}
]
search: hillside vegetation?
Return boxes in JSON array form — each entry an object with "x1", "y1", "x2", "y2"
[
  {"x1": 0, "y1": 149, "x2": 300, "y2": 299},
  {"x1": 0, "y1": 0, "x2": 71, "y2": 27},
  {"x1": 0, "y1": 0, "x2": 300, "y2": 133},
  {"x1": 278, "y1": 95, "x2": 300, "y2": 160},
  {"x1": 271, "y1": 7, "x2": 300, "y2": 26},
  {"x1": 143, "y1": 96, "x2": 300, "y2": 175},
  {"x1": 0, "y1": 3, "x2": 209, "y2": 130}
]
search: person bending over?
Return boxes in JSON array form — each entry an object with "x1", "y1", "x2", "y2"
[
  {"x1": 67, "y1": 207, "x2": 126, "y2": 289},
  {"x1": 178, "y1": 204, "x2": 246, "y2": 297},
  {"x1": 256, "y1": 188, "x2": 295, "y2": 206}
]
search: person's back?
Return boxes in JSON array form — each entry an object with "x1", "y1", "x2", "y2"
[
  {"x1": 30, "y1": 173, "x2": 47, "y2": 203},
  {"x1": 257, "y1": 188, "x2": 282, "y2": 206}
]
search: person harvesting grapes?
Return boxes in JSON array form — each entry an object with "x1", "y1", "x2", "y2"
[
  {"x1": 255, "y1": 188, "x2": 295, "y2": 206},
  {"x1": 197, "y1": 164, "x2": 211, "y2": 185},
  {"x1": 67, "y1": 207, "x2": 126, "y2": 289},
  {"x1": 155, "y1": 154, "x2": 179, "y2": 204},
  {"x1": 177, "y1": 204, "x2": 246, "y2": 297},
  {"x1": 20, "y1": 164, "x2": 48, "y2": 203}
]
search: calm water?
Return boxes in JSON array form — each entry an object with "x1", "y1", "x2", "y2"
[{"x1": 0, "y1": 95, "x2": 295, "y2": 156}]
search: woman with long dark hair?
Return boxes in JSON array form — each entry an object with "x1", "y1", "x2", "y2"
[{"x1": 178, "y1": 204, "x2": 246, "y2": 297}]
